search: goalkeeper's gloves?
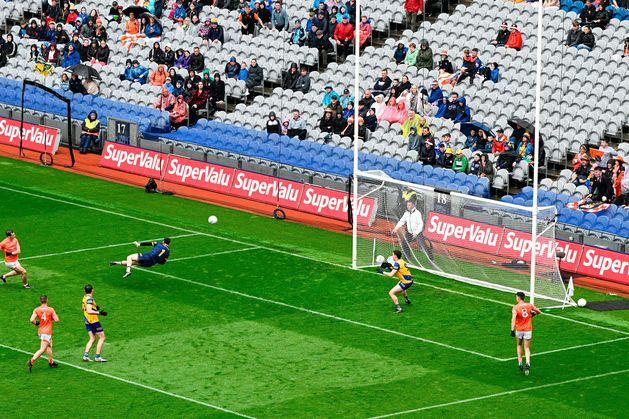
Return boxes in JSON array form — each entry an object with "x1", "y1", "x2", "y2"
[
  {"x1": 99, "y1": 311, "x2": 108, "y2": 316},
  {"x1": 376, "y1": 268, "x2": 384, "y2": 274},
  {"x1": 510, "y1": 330, "x2": 515, "y2": 337},
  {"x1": 133, "y1": 241, "x2": 141, "y2": 247},
  {"x1": 380, "y1": 262, "x2": 393, "y2": 270}
]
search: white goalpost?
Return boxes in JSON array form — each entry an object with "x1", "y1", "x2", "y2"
[
  {"x1": 351, "y1": 170, "x2": 574, "y2": 309},
  {"x1": 349, "y1": 1, "x2": 570, "y2": 307}
]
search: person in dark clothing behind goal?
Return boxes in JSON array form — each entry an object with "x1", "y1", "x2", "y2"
[{"x1": 392, "y1": 196, "x2": 434, "y2": 264}]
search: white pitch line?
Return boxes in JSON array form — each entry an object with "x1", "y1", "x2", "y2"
[
  {"x1": 137, "y1": 268, "x2": 503, "y2": 361},
  {"x1": 2, "y1": 185, "x2": 628, "y2": 337},
  {"x1": 367, "y1": 368, "x2": 629, "y2": 418},
  {"x1": 0, "y1": 343, "x2": 255, "y2": 418},
  {"x1": 168, "y1": 247, "x2": 260, "y2": 262},
  {"x1": 500, "y1": 336, "x2": 629, "y2": 361},
  {"x1": 21, "y1": 233, "x2": 201, "y2": 260}
]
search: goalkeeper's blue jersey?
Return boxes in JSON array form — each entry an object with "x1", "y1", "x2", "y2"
[{"x1": 145, "y1": 243, "x2": 170, "y2": 264}]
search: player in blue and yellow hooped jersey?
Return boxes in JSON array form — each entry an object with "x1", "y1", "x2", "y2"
[
  {"x1": 382, "y1": 250, "x2": 414, "y2": 313},
  {"x1": 110, "y1": 238, "x2": 170, "y2": 279},
  {"x1": 82, "y1": 284, "x2": 108, "y2": 362}
]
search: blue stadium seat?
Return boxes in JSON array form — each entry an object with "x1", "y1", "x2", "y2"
[
  {"x1": 520, "y1": 186, "x2": 534, "y2": 199},
  {"x1": 597, "y1": 216, "x2": 610, "y2": 230}
]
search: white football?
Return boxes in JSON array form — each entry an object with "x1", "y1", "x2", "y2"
[
  {"x1": 208, "y1": 215, "x2": 218, "y2": 224},
  {"x1": 376, "y1": 255, "x2": 385, "y2": 264},
  {"x1": 577, "y1": 298, "x2": 587, "y2": 307}
]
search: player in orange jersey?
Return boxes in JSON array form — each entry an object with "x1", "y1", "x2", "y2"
[
  {"x1": 28, "y1": 295, "x2": 59, "y2": 372},
  {"x1": 0, "y1": 229, "x2": 31, "y2": 288},
  {"x1": 511, "y1": 291, "x2": 541, "y2": 376}
]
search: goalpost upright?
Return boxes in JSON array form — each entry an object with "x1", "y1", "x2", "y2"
[{"x1": 351, "y1": 0, "x2": 362, "y2": 269}]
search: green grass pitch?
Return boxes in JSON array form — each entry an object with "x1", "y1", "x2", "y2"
[{"x1": 0, "y1": 155, "x2": 628, "y2": 418}]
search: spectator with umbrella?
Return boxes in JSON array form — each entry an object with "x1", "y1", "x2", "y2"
[
  {"x1": 507, "y1": 118, "x2": 532, "y2": 149},
  {"x1": 121, "y1": 9, "x2": 146, "y2": 50}
]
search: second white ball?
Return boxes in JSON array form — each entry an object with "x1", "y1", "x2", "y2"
[{"x1": 208, "y1": 215, "x2": 218, "y2": 224}]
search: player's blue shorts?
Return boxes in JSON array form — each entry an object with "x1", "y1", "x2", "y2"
[
  {"x1": 85, "y1": 322, "x2": 104, "y2": 333},
  {"x1": 137, "y1": 253, "x2": 156, "y2": 267},
  {"x1": 398, "y1": 281, "x2": 414, "y2": 290}
]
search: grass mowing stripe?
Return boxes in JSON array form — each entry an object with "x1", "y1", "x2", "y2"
[
  {"x1": 138, "y1": 268, "x2": 504, "y2": 361},
  {"x1": 500, "y1": 336, "x2": 629, "y2": 361},
  {"x1": 21, "y1": 233, "x2": 201, "y2": 261},
  {"x1": 367, "y1": 368, "x2": 629, "y2": 418},
  {"x1": 0, "y1": 344, "x2": 255, "y2": 419},
  {"x1": 2, "y1": 184, "x2": 627, "y2": 337},
  {"x1": 168, "y1": 247, "x2": 261, "y2": 262}
]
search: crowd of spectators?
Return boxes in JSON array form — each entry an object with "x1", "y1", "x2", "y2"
[
  {"x1": 568, "y1": 140, "x2": 627, "y2": 205},
  {"x1": 1, "y1": 0, "x2": 626, "y2": 202}
]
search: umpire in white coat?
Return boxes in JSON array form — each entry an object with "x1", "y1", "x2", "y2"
[{"x1": 392, "y1": 196, "x2": 434, "y2": 263}]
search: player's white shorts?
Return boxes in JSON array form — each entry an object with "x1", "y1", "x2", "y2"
[
  {"x1": 5, "y1": 261, "x2": 22, "y2": 270},
  {"x1": 39, "y1": 334, "x2": 52, "y2": 343},
  {"x1": 515, "y1": 331, "x2": 532, "y2": 340}
]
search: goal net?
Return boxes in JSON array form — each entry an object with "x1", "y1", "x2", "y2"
[{"x1": 353, "y1": 170, "x2": 573, "y2": 308}]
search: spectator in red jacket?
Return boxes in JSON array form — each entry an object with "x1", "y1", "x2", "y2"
[
  {"x1": 333, "y1": 15, "x2": 354, "y2": 60},
  {"x1": 405, "y1": 0, "x2": 423, "y2": 32},
  {"x1": 505, "y1": 24, "x2": 523, "y2": 50}
]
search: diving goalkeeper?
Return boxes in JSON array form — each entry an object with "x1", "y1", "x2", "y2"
[
  {"x1": 109, "y1": 238, "x2": 170, "y2": 278},
  {"x1": 391, "y1": 197, "x2": 434, "y2": 264}
]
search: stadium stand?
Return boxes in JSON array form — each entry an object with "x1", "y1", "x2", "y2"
[{"x1": 0, "y1": 0, "x2": 626, "y2": 231}]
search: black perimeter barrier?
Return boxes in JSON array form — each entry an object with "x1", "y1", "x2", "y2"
[{"x1": 20, "y1": 80, "x2": 75, "y2": 167}]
